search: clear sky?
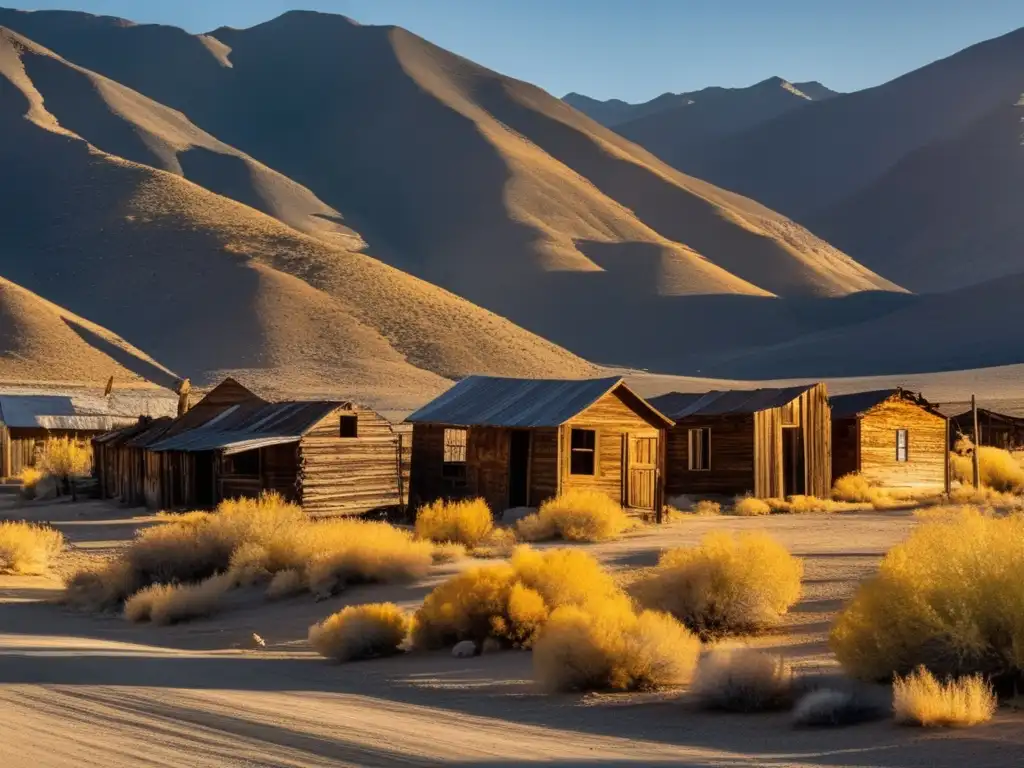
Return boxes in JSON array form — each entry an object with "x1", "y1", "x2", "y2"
[{"x1": 11, "y1": 1, "x2": 1024, "y2": 101}]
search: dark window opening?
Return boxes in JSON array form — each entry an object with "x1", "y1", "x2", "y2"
[
  {"x1": 570, "y1": 428, "x2": 596, "y2": 475},
  {"x1": 689, "y1": 428, "x2": 710, "y2": 471},
  {"x1": 442, "y1": 428, "x2": 468, "y2": 483},
  {"x1": 896, "y1": 429, "x2": 908, "y2": 462},
  {"x1": 226, "y1": 449, "x2": 259, "y2": 476},
  {"x1": 339, "y1": 415, "x2": 358, "y2": 438}
]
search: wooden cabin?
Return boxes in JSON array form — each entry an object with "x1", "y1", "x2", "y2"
[
  {"x1": 947, "y1": 407, "x2": 1024, "y2": 451},
  {"x1": 1, "y1": 391, "x2": 174, "y2": 480},
  {"x1": 830, "y1": 389, "x2": 948, "y2": 491},
  {"x1": 93, "y1": 417, "x2": 174, "y2": 507},
  {"x1": 144, "y1": 397, "x2": 406, "y2": 516},
  {"x1": 649, "y1": 384, "x2": 831, "y2": 500},
  {"x1": 406, "y1": 376, "x2": 673, "y2": 516}
]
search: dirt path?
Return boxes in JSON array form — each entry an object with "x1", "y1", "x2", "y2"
[{"x1": 2, "y1": 500, "x2": 1022, "y2": 767}]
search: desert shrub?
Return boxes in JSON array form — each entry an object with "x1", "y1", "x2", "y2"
[
  {"x1": 0, "y1": 521, "x2": 64, "y2": 575},
  {"x1": 37, "y1": 437, "x2": 92, "y2": 479},
  {"x1": 950, "y1": 445, "x2": 1024, "y2": 492},
  {"x1": 945, "y1": 484, "x2": 1024, "y2": 510},
  {"x1": 636, "y1": 531, "x2": 803, "y2": 637},
  {"x1": 412, "y1": 545, "x2": 629, "y2": 649},
  {"x1": 893, "y1": 667, "x2": 996, "y2": 727},
  {"x1": 265, "y1": 568, "x2": 305, "y2": 599},
  {"x1": 470, "y1": 527, "x2": 518, "y2": 559},
  {"x1": 415, "y1": 498, "x2": 494, "y2": 547},
  {"x1": 124, "y1": 573, "x2": 233, "y2": 625},
  {"x1": 309, "y1": 602, "x2": 411, "y2": 661},
  {"x1": 16, "y1": 467, "x2": 44, "y2": 500},
  {"x1": 516, "y1": 490, "x2": 631, "y2": 543},
  {"x1": 64, "y1": 492, "x2": 433, "y2": 616},
  {"x1": 832, "y1": 473, "x2": 875, "y2": 503},
  {"x1": 792, "y1": 687, "x2": 886, "y2": 728},
  {"x1": 830, "y1": 510, "x2": 1024, "y2": 684},
  {"x1": 692, "y1": 500, "x2": 722, "y2": 516},
  {"x1": 731, "y1": 495, "x2": 771, "y2": 516},
  {"x1": 63, "y1": 558, "x2": 140, "y2": 612},
  {"x1": 431, "y1": 542, "x2": 467, "y2": 564},
  {"x1": 532, "y1": 604, "x2": 700, "y2": 692},
  {"x1": 690, "y1": 648, "x2": 794, "y2": 711},
  {"x1": 768, "y1": 496, "x2": 869, "y2": 514}
]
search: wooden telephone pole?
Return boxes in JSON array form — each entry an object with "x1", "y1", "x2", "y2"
[{"x1": 971, "y1": 394, "x2": 981, "y2": 489}]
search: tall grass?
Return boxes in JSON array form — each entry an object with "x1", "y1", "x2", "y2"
[
  {"x1": 0, "y1": 521, "x2": 64, "y2": 575},
  {"x1": 831, "y1": 508, "x2": 1024, "y2": 683},
  {"x1": 893, "y1": 667, "x2": 996, "y2": 727},
  {"x1": 411, "y1": 545, "x2": 630, "y2": 650},
  {"x1": 415, "y1": 498, "x2": 494, "y2": 547},
  {"x1": 64, "y1": 492, "x2": 434, "y2": 620},
  {"x1": 516, "y1": 490, "x2": 632, "y2": 542},
  {"x1": 635, "y1": 531, "x2": 803, "y2": 637}
]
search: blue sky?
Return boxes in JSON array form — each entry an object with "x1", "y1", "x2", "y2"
[{"x1": 11, "y1": 1, "x2": 1024, "y2": 101}]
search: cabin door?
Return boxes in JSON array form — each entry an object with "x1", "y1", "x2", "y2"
[
  {"x1": 782, "y1": 428, "x2": 805, "y2": 497},
  {"x1": 193, "y1": 451, "x2": 217, "y2": 508},
  {"x1": 508, "y1": 430, "x2": 531, "y2": 508},
  {"x1": 627, "y1": 435, "x2": 657, "y2": 510}
]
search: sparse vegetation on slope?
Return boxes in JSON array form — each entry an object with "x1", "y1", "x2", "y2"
[
  {"x1": 831, "y1": 508, "x2": 1024, "y2": 684},
  {"x1": 516, "y1": 490, "x2": 632, "y2": 543},
  {"x1": 636, "y1": 532, "x2": 803, "y2": 637}
]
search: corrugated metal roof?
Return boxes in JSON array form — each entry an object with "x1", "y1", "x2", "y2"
[
  {"x1": 0, "y1": 391, "x2": 176, "y2": 431},
  {"x1": 147, "y1": 401, "x2": 344, "y2": 453},
  {"x1": 829, "y1": 390, "x2": 899, "y2": 419},
  {"x1": 406, "y1": 376, "x2": 658, "y2": 428},
  {"x1": 94, "y1": 417, "x2": 175, "y2": 447},
  {"x1": 649, "y1": 384, "x2": 816, "y2": 419}
]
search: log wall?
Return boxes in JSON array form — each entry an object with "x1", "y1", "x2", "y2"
[
  {"x1": 665, "y1": 415, "x2": 755, "y2": 497},
  {"x1": 858, "y1": 400, "x2": 947, "y2": 489}
]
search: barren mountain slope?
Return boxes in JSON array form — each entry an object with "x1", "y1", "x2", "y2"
[
  {"x1": 0, "y1": 28, "x2": 594, "y2": 403},
  {"x1": 0, "y1": 276, "x2": 177, "y2": 387},
  {"x1": 809, "y1": 97, "x2": 1024, "y2": 292},
  {"x1": 0, "y1": 10, "x2": 902, "y2": 357},
  {"x1": 679, "y1": 26, "x2": 1024, "y2": 219}
]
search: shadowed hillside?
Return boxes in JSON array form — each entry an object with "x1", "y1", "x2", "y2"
[{"x1": 0, "y1": 27, "x2": 595, "y2": 404}]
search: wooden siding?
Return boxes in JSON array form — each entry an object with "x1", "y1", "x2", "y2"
[
  {"x1": 528, "y1": 428, "x2": 559, "y2": 506},
  {"x1": 857, "y1": 400, "x2": 947, "y2": 489},
  {"x1": 2, "y1": 428, "x2": 104, "y2": 481},
  {"x1": 665, "y1": 415, "x2": 755, "y2": 496},
  {"x1": 297, "y1": 405, "x2": 405, "y2": 517}
]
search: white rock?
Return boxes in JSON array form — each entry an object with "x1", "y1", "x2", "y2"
[{"x1": 451, "y1": 640, "x2": 477, "y2": 658}]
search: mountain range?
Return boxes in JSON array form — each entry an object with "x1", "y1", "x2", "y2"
[{"x1": 1, "y1": 6, "x2": 1023, "y2": 402}]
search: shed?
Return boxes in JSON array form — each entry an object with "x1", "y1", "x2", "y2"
[
  {"x1": 830, "y1": 389, "x2": 949, "y2": 491},
  {"x1": 649, "y1": 383, "x2": 831, "y2": 500},
  {"x1": 946, "y1": 407, "x2": 1024, "y2": 451},
  {"x1": 145, "y1": 397, "x2": 406, "y2": 516},
  {"x1": 406, "y1": 376, "x2": 673, "y2": 515},
  {"x1": 1, "y1": 390, "x2": 175, "y2": 480},
  {"x1": 93, "y1": 416, "x2": 174, "y2": 506}
]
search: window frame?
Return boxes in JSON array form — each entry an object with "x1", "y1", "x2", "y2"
[
  {"x1": 688, "y1": 427, "x2": 711, "y2": 471},
  {"x1": 442, "y1": 427, "x2": 468, "y2": 483},
  {"x1": 339, "y1": 414, "x2": 358, "y2": 438},
  {"x1": 569, "y1": 428, "x2": 597, "y2": 476},
  {"x1": 896, "y1": 428, "x2": 909, "y2": 463}
]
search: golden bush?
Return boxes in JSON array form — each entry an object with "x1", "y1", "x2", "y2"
[
  {"x1": 692, "y1": 500, "x2": 722, "y2": 516},
  {"x1": 636, "y1": 532, "x2": 803, "y2": 636},
  {"x1": 950, "y1": 445, "x2": 1024, "y2": 492},
  {"x1": 38, "y1": 437, "x2": 92, "y2": 478},
  {"x1": 516, "y1": 490, "x2": 632, "y2": 542},
  {"x1": 309, "y1": 602, "x2": 411, "y2": 661},
  {"x1": 415, "y1": 498, "x2": 494, "y2": 547},
  {"x1": 124, "y1": 573, "x2": 233, "y2": 625},
  {"x1": 532, "y1": 604, "x2": 700, "y2": 692},
  {"x1": 731, "y1": 496, "x2": 771, "y2": 516},
  {"x1": 0, "y1": 521, "x2": 64, "y2": 575},
  {"x1": 893, "y1": 667, "x2": 996, "y2": 727},
  {"x1": 830, "y1": 510, "x2": 1024, "y2": 682}
]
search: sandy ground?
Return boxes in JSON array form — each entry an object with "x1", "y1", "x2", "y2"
[{"x1": 2, "y1": 498, "x2": 1023, "y2": 767}]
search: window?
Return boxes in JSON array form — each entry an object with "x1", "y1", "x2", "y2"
[
  {"x1": 896, "y1": 429, "x2": 908, "y2": 462},
  {"x1": 339, "y1": 415, "x2": 358, "y2": 438},
  {"x1": 442, "y1": 428, "x2": 468, "y2": 482},
  {"x1": 688, "y1": 428, "x2": 710, "y2": 471},
  {"x1": 569, "y1": 428, "x2": 596, "y2": 475},
  {"x1": 225, "y1": 449, "x2": 259, "y2": 476}
]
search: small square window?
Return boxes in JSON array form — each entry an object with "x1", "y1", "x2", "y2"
[
  {"x1": 570, "y1": 428, "x2": 596, "y2": 475},
  {"x1": 896, "y1": 429, "x2": 908, "y2": 462},
  {"x1": 688, "y1": 428, "x2": 710, "y2": 471},
  {"x1": 442, "y1": 428, "x2": 468, "y2": 483},
  {"x1": 339, "y1": 415, "x2": 358, "y2": 438}
]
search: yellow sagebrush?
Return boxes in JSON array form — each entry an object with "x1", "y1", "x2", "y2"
[
  {"x1": 516, "y1": 489, "x2": 632, "y2": 542},
  {"x1": 415, "y1": 497, "x2": 493, "y2": 547}
]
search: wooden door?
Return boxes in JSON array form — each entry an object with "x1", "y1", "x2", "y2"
[{"x1": 627, "y1": 434, "x2": 657, "y2": 510}]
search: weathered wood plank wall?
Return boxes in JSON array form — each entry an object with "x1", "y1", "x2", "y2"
[{"x1": 858, "y1": 400, "x2": 946, "y2": 489}]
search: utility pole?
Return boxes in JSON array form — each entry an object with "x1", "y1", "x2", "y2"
[{"x1": 972, "y1": 394, "x2": 981, "y2": 489}]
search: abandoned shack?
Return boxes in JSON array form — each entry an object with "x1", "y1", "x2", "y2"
[
  {"x1": 1, "y1": 390, "x2": 175, "y2": 480},
  {"x1": 830, "y1": 389, "x2": 949, "y2": 491},
  {"x1": 143, "y1": 396, "x2": 407, "y2": 516},
  {"x1": 406, "y1": 376, "x2": 673, "y2": 515},
  {"x1": 946, "y1": 406, "x2": 1024, "y2": 451},
  {"x1": 649, "y1": 383, "x2": 831, "y2": 500},
  {"x1": 93, "y1": 416, "x2": 174, "y2": 507}
]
